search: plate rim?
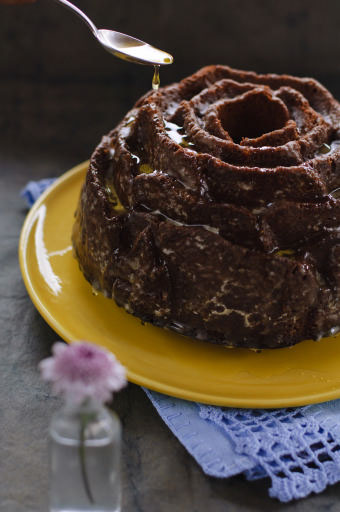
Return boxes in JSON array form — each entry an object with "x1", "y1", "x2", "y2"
[
  {"x1": 19, "y1": 162, "x2": 89, "y2": 339},
  {"x1": 19, "y1": 162, "x2": 340, "y2": 408}
]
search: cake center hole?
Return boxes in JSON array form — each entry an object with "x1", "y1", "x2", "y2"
[{"x1": 218, "y1": 91, "x2": 289, "y2": 144}]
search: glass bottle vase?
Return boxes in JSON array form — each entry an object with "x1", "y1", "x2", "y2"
[{"x1": 49, "y1": 399, "x2": 121, "y2": 512}]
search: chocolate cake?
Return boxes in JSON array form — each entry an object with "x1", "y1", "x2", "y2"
[{"x1": 72, "y1": 65, "x2": 340, "y2": 349}]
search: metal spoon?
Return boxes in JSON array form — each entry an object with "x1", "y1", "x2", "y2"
[{"x1": 54, "y1": 0, "x2": 173, "y2": 66}]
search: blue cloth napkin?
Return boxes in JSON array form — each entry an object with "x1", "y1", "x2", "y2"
[{"x1": 22, "y1": 180, "x2": 340, "y2": 502}]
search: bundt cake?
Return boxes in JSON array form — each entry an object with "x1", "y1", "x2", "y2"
[{"x1": 72, "y1": 65, "x2": 340, "y2": 349}]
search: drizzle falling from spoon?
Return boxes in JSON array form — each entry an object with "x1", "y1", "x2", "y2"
[{"x1": 152, "y1": 65, "x2": 160, "y2": 91}]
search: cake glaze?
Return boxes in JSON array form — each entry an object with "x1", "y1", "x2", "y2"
[{"x1": 72, "y1": 65, "x2": 340, "y2": 348}]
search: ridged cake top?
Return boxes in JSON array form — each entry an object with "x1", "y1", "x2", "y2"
[
  {"x1": 102, "y1": 65, "x2": 340, "y2": 254},
  {"x1": 74, "y1": 66, "x2": 340, "y2": 347}
]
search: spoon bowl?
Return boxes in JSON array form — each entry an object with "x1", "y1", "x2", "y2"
[
  {"x1": 97, "y1": 29, "x2": 173, "y2": 66},
  {"x1": 54, "y1": 0, "x2": 173, "y2": 67}
]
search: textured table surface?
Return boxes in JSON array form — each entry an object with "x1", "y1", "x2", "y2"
[{"x1": 2, "y1": 0, "x2": 340, "y2": 507}]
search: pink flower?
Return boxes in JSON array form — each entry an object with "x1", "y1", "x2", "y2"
[{"x1": 39, "y1": 341, "x2": 127, "y2": 404}]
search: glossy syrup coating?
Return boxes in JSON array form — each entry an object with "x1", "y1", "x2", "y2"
[{"x1": 73, "y1": 65, "x2": 340, "y2": 348}]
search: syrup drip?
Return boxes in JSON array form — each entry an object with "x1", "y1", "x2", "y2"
[
  {"x1": 105, "y1": 181, "x2": 125, "y2": 211},
  {"x1": 152, "y1": 65, "x2": 160, "y2": 91},
  {"x1": 164, "y1": 120, "x2": 196, "y2": 149},
  {"x1": 139, "y1": 163, "x2": 154, "y2": 174},
  {"x1": 275, "y1": 248, "x2": 296, "y2": 258},
  {"x1": 319, "y1": 143, "x2": 331, "y2": 154}
]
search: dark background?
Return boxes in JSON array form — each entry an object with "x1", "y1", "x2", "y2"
[
  {"x1": 2, "y1": 1, "x2": 340, "y2": 511},
  {"x1": 2, "y1": 0, "x2": 340, "y2": 165}
]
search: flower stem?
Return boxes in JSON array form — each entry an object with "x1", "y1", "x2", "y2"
[{"x1": 79, "y1": 414, "x2": 95, "y2": 504}]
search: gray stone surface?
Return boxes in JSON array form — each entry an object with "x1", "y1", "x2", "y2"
[{"x1": 2, "y1": 1, "x2": 340, "y2": 510}]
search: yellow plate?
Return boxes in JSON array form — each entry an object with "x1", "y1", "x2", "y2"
[{"x1": 19, "y1": 162, "x2": 340, "y2": 408}]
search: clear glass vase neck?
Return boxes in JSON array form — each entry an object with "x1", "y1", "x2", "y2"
[{"x1": 63, "y1": 396, "x2": 104, "y2": 414}]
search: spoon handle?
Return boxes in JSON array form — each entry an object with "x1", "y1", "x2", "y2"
[{"x1": 53, "y1": 0, "x2": 97, "y2": 34}]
